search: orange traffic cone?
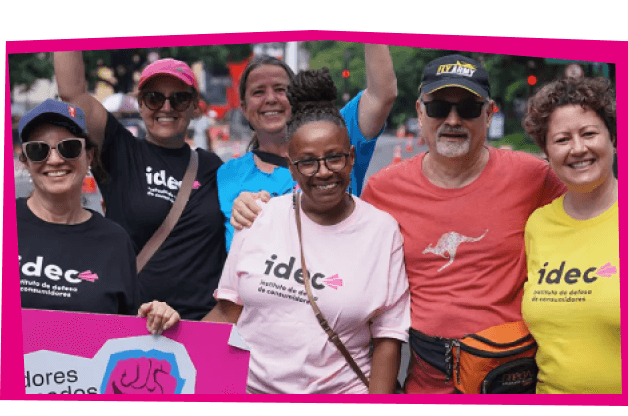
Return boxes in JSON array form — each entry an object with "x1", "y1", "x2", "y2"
[
  {"x1": 392, "y1": 145, "x2": 402, "y2": 164},
  {"x1": 405, "y1": 138, "x2": 413, "y2": 153}
]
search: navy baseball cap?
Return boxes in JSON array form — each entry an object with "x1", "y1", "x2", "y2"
[
  {"x1": 419, "y1": 54, "x2": 491, "y2": 98},
  {"x1": 18, "y1": 99, "x2": 88, "y2": 143}
]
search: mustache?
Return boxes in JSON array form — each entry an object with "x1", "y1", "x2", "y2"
[{"x1": 438, "y1": 126, "x2": 469, "y2": 136}]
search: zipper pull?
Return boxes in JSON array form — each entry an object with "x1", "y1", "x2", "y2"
[
  {"x1": 444, "y1": 340, "x2": 453, "y2": 382},
  {"x1": 454, "y1": 340, "x2": 462, "y2": 386}
]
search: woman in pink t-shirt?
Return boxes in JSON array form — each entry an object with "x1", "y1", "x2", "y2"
[{"x1": 204, "y1": 68, "x2": 410, "y2": 394}]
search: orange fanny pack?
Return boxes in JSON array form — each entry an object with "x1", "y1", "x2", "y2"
[{"x1": 451, "y1": 321, "x2": 538, "y2": 394}]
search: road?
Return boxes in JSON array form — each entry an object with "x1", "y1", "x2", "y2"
[{"x1": 363, "y1": 133, "x2": 427, "y2": 191}]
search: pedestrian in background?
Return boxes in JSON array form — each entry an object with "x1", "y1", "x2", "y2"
[
  {"x1": 204, "y1": 68, "x2": 409, "y2": 394},
  {"x1": 54, "y1": 53, "x2": 225, "y2": 321},
  {"x1": 522, "y1": 76, "x2": 620, "y2": 394},
  {"x1": 361, "y1": 54, "x2": 566, "y2": 393}
]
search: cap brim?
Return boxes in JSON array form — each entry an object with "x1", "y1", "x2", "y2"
[
  {"x1": 138, "y1": 71, "x2": 196, "y2": 90},
  {"x1": 20, "y1": 113, "x2": 85, "y2": 143},
  {"x1": 421, "y1": 78, "x2": 488, "y2": 98}
]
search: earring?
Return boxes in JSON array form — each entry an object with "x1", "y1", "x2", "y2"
[{"x1": 292, "y1": 184, "x2": 297, "y2": 209}]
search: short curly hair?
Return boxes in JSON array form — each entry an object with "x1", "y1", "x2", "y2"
[{"x1": 523, "y1": 77, "x2": 616, "y2": 152}]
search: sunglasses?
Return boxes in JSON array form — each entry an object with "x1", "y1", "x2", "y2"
[
  {"x1": 22, "y1": 138, "x2": 85, "y2": 163},
  {"x1": 140, "y1": 91, "x2": 196, "y2": 111},
  {"x1": 422, "y1": 99, "x2": 487, "y2": 119}
]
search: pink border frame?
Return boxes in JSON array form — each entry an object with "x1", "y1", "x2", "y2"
[{"x1": 2, "y1": 30, "x2": 625, "y2": 405}]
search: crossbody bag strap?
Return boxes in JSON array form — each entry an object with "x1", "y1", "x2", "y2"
[
  {"x1": 136, "y1": 150, "x2": 199, "y2": 274},
  {"x1": 294, "y1": 192, "x2": 370, "y2": 389}
]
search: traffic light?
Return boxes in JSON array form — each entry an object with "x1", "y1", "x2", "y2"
[
  {"x1": 342, "y1": 69, "x2": 350, "y2": 78},
  {"x1": 527, "y1": 75, "x2": 537, "y2": 86}
]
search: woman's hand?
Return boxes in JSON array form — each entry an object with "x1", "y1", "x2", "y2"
[
  {"x1": 137, "y1": 301, "x2": 181, "y2": 335},
  {"x1": 230, "y1": 191, "x2": 271, "y2": 230}
]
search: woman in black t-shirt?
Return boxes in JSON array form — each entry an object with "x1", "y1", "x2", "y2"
[{"x1": 17, "y1": 99, "x2": 179, "y2": 334}]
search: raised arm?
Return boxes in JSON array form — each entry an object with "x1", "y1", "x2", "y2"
[
  {"x1": 54, "y1": 51, "x2": 109, "y2": 148},
  {"x1": 357, "y1": 44, "x2": 398, "y2": 139}
]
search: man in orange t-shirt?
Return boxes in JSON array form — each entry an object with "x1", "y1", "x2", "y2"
[{"x1": 361, "y1": 54, "x2": 566, "y2": 394}]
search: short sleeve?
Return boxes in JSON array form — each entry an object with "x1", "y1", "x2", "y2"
[
  {"x1": 369, "y1": 225, "x2": 410, "y2": 342},
  {"x1": 539, "y1": 165, "x2": 567, "y2": 208}
]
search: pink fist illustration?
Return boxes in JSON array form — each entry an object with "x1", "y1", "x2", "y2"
[{"x1": 104, "y1": 357, "x2": 178, "y2": 394}]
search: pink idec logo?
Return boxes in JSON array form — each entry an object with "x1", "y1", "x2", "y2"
[
  {"x1": 78, "y1": 271, "x2": 99, "y2": 282},
  {"x1": 597, "y1": 262, "x2": 617, "y2": 278},
  {"x1": 193, "y1": 180, "x2": 201, "y2": 189},
  {"x1": 323, "y1": 274, "x2": 343, "y2": 290},
  {"x1": 68, "y1": 106, "x2": 76, "y2": 118}
]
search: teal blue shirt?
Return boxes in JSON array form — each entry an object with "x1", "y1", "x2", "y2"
[{"x1": 218, "y1": 90, "x2": 382, "y2": 251}]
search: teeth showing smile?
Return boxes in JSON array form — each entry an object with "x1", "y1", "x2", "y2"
[
  {"x1": 315, "y1": 183, "x2": 338, "y2": 190},
  {"x1": 569, "y1": 160, "x2": 594, "y2": 169},
  {"x1": 263, "y1": 111, "x2": 280, "y2": 116},
  {"x1": 157, "y1": 117, "x2": 176, "y2": 122},
  {"x1": 45, "y1": 171, "x2": 69, "y2": 177}
]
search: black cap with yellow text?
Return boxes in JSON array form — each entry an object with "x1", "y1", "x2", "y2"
[{"x1": 419, "y1": 54, "x2": 490, "y2": 98}]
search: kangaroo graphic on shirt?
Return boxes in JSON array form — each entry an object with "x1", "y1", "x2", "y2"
[{"x1": 423, "y1": 229, "x2": 489, "y2": 272}]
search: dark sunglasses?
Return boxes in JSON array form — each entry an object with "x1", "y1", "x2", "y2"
[
  {"x1": 22, "y1": 138, "x2": 85, "y2": 163},
  {"x1": 422, "y1": 99, "x2": 487, "y2": 119},
  {"x1": 140, "y1": 91, "x2": 195, "y2": 111}
]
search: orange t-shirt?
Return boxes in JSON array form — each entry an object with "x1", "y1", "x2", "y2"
[{"x1": 362, "y1": 146, "x2": 566, "y2": 338}]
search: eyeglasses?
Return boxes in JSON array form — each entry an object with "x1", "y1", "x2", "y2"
[
  {"x1": 140, "y1": 91, "x2": 195, "y2": 111},
  {"x1": 289, "y1": 153, "x2": 350, "y2": 176},
  {"x1": 22, "y1": 138, "x2": 85, "y2": 163},
  {"x1": 421, "y1": 99, "x2": 487, "y2": 119}
]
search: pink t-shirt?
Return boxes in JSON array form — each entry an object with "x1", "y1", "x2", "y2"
[
  {"x1": 215, "y1": 194, "x2": 410, "y2": 394},
  {"x1": 361, "y1": 146, "x2": 566, "y2": 339}
]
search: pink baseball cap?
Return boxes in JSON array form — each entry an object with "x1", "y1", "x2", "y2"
[{"x1": 138, "y1": 58, "x2": 198, "y2": 90}]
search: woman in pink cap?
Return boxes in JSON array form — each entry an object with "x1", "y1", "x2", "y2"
[{"x1": 55, "y1": 52, "x2": 225, "y2": 321}]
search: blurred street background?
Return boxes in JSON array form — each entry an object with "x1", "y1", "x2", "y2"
[
  {"x1": 7, "y1": 41, "x2": 618, "y2": 386},
  {"x1": 9, "y1": 42, "x2": 616, "y2": 213}
]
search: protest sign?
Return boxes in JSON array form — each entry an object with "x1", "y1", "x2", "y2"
[{"x1": 22, "y1": 309, "x2": 250, "y2": 394}]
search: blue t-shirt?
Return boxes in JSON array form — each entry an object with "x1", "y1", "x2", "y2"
[{"x1": 218, "y1": 90, "x2": 382, "y2": 251}]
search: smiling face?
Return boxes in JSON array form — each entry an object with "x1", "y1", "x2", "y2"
[
  {"x1": 545, "y1": 105, "x2": 614, "y2": 193},
  {"x1": 139, "y1": 75, "x2": 197, "y2": 147},
  {"x1": 288, "y1": 121, "x2": 355, "y2": 218},
  {"x1": 417, "y1": 87, "x2": 493, "y2": 160},
  {"x1": 241, "y1": 64, "x2": 292, "y2": 136},
  {"x1": 23, "y1": 124, "x2": 93, "y2": 200}
]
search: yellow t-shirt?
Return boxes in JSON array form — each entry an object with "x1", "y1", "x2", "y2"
[{"x1": 522, "y1": 196, "x2": 621, "y2": 393}]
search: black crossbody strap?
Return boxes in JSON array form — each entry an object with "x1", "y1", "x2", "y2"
[
  {"x1": 136, "y1": 150, "x2": 198, "y2": 273},
  {"x1": 294, "y1": 192, "x2": 370, "y2": 389}
]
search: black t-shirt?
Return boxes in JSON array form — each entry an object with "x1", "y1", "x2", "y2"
[
  {"x1": 98, "y1": 113, "x2": 226, "y2": 320},
  {"x1": 17, "y1": 198, "x2": 140, "y2": 315}
]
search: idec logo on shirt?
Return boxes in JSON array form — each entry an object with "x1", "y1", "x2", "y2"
[
  {"x1": 145, "y1": 167, "x2": 182, "y2": 190},
  {"x1": 263, "y1": 254, "x2": 342, "y2": 291},
  {"x1": 19, "y1": 255, "x2": 96, "y2": 284},
  {"x1": 536, "y1": 261, "x2": 618, "y2": 285}
]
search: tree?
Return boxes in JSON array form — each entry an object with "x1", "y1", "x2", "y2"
[
  {"x1": 8, "y1": 44, "x2": 254, "y2": 99},
  {"x1": 8, "y1": 52, "x2": 54, "y2": 96}
]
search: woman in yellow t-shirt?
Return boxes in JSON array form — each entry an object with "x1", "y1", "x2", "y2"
[{"x1": 522, "y1": 77, "x2": 620, "y2": 394}]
